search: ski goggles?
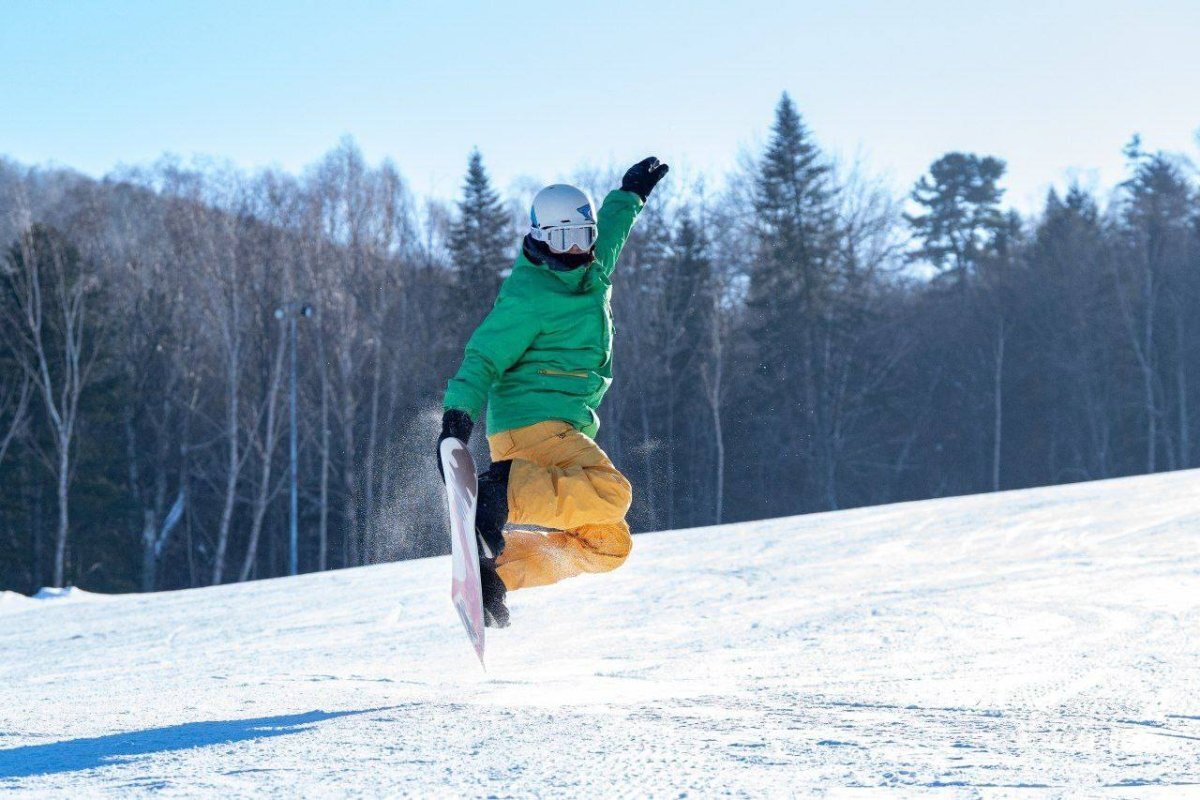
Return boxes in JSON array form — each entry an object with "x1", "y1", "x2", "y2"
[{"x1": 536, "y1": 224, "x2": 597, "y2": 253}]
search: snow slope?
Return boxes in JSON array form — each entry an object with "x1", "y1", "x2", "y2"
[{"x1": 2, "y1": 470, "x2": 1198, "y2": 798}]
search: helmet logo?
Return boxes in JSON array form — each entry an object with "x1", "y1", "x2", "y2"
[{"x1": 577, "y1": 204, "x2": 594, "y2": 221}]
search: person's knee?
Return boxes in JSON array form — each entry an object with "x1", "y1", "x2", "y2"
[
  {"x1": 607, "y1": 527, "x2": 633, "y2": 568},
  {"x1": 578, "y1": 523, "x2": 632, "y2": 573}
]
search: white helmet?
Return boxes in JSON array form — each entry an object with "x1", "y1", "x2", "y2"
[{"x1": 529, "y1": 184, "x2": 597, "y2": 253}]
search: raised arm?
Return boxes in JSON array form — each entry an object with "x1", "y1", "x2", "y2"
[
  {"x1": 592, "y1": 190, "x2": 643, "y2": 279},
  {"x1": 593, "y1": 157, "x2": 670, "y2": 280}
]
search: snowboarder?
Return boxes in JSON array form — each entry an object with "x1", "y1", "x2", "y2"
[{"x1": 438, "y1": 156, "x2": 669, "y2": 628}]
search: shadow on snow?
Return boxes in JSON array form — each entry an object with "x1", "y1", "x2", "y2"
[{"x1": 0, "y1": 707, "x2": 394, "y2": 780}]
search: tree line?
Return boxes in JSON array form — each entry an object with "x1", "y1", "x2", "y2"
[{"x1": 1, "y1": 95, "x2": 1196, "y2": 594}]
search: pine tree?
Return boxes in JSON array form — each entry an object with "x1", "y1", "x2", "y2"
[
  {"x1": 448, "y1": 150, "x2": 513, "y2": 328},
  {"x1": 669, "y1": 212, "x2": 726, "y2": 526},
  {"x1": 744, "y1": 93, "x2": 844, "y2": 513},
  {"x1": 1026, "y1": 185, "x2": 1116, "y2": 480},
  {"x1": 1117, "y1": 151, "x2": 1195, "y2": 471},
  {"x1": 907, "y1": 152, "x2": 1007, "y2": 283},
  {"x1": 751, "y1": 93, "x2": 836, "y2": 312},
  {"x1": 659, "y1": 211, "x2": 714, "y2": 530}
]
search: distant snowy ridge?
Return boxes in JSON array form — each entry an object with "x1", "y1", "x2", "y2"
[{"x1": 1, "y1": 469, "x2": 1198, "y2": 797}]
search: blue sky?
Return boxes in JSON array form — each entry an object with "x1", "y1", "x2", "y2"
[{"x1": 2, "y1": 0, "x2": 1197, "y2": 213}]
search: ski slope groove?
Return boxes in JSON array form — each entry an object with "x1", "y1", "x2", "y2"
[{"x1": 2, "y1": 470, "x2": 1198, "y2": 798}]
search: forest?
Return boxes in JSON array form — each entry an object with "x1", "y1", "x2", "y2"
[{"x1": 1, "y1": 93, "x2": 1196, "y2": 594}]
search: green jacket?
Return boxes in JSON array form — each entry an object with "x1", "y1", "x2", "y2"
[{"x1": 443, "y1": 189, "x2": 644, "y2": 438}]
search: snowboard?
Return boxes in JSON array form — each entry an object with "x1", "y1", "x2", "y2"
[{"x1": 439, "y1": 437, "x2": 486, "y2": 666}]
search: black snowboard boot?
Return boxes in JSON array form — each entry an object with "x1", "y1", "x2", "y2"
[
  {"x1": 479, "y1": 558, "x2": 510, "y2": 628},
  {"x1": 475, "y1": 459, "x2": 511, "y2": 559}
]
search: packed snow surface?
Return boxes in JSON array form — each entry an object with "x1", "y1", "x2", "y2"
[{"x1": 2, "y1": 471, "x2": 1199, "y2": 798}]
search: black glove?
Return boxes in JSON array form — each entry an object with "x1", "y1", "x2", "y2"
[
  {"x1": 437, "y1": 409, "x2": 473, "y2": 481},
  {"x1": 621, "y1": 156, "x2": 669, "y2": 201}
]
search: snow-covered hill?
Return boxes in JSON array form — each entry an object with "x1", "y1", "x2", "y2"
[{"x1": 2, "y1": 470, "x2": 1198, "y2": 798}]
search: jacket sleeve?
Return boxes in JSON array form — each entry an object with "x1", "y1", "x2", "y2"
[
  {"x1": 592, "y1": 189, "x2": 644, "y2": 280},
  {"x1": 443, "y1": 280, "x2": 541, "y2": 421}
]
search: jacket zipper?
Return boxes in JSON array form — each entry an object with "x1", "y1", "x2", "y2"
[{"x1": 538, "y1": 368, "x2": 589, "y2": 379}]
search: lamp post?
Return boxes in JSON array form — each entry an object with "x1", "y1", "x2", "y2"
[{"x1": 275, "y1": 301, "x2": 313, "y2": 576}]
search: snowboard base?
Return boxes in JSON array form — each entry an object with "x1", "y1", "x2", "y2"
[{"x1": 440, "y1": 438, "x2": 486, "y2": 666}]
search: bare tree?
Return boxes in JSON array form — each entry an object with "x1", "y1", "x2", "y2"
[
  {"x1": 697, "y1": 275, "x2": 731, "y2": 523},
  {"x1": 237, "y1": 319, "x2": 289, "y2": 582},
  {"x1": 193, "y1": 207, "x2": 248, "y2": 585},
  {"x1": 1, "y1": 224, "x2": 101, "y2": 587}
]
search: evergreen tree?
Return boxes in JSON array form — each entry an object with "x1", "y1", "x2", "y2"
[
  {"x1": 902, "y1": 153, "x2": 1010, "y2": 493},
  {"x1": 660, "y1": 211, "x2": 713, "y2": 529},
  {"x1": 1024, "y1": 185, "x2": 1119, "y2": 481},
  {"x1": 1116, "y1": 151, "x2": 1196, "y2": 471},
  {"x1": 744, "y1": 93, "x2": 844, "y2": 513},
  {"x1": 448, "y1": 150, "x2": 513, "y2": 328},
  {"x1": 669, "y1": 212, "x2": 724, "y2": 526},
  {"x1": 669, "y1": 213, "x2": 714, "y2": 378},
  {"x1": 750, "y1": 93, "x2": 836, "y2": 315},
  {"x1": 907, "y1": 152, "x2": 1007, "y2": 283}
]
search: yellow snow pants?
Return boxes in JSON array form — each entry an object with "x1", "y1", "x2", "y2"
[{"x1": 488, "y1": 420, "x2": 633, "y2": 591}]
